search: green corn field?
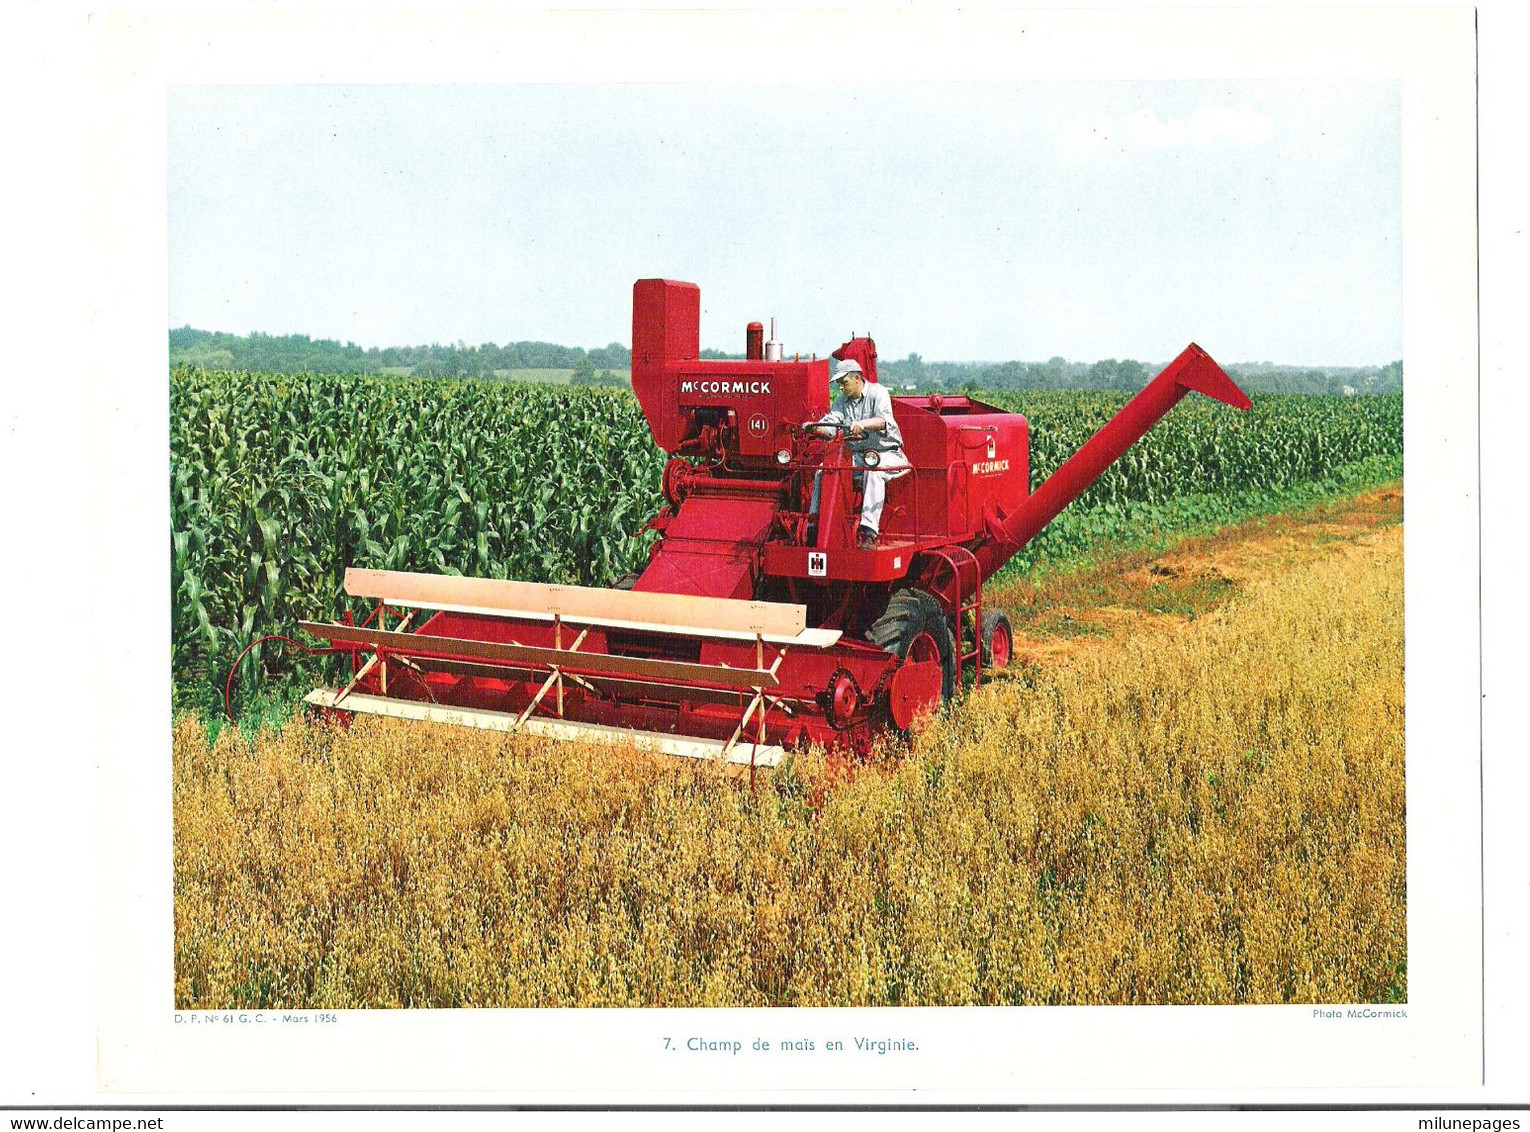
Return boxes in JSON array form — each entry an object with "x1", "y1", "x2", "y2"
[
  {"x1": 169, "y1": 366, "x2": 1402, "y2": 712},
  {"x1": 170, "y1": 370, "x2": 660, "y2": 706},
  {"x1": 1012, "y1": 389, "x2": 1403, "y2": 499}
]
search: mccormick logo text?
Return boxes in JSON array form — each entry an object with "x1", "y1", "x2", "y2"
[
  {"x1": 971, "y1": 459, "x2": 1011, "y2": 475},
  {"x1": 680, "y1": 380, "x2": 772, "y2": 395}
]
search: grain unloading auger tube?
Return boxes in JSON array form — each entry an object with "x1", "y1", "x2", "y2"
[
  {"x1": 968, "y1": 341, "x2": 1253, "y2": 580},
  {"x1": 292, "y1": 277, "x2": 1250, "y2": 766}
]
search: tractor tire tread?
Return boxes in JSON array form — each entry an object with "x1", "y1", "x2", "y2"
[
  {"x1": 980, "y1": 609, "x2": 1012, "y2": 668},
  {"x1": 867, "y1": 588, "x2": 958, "y2": 702}
]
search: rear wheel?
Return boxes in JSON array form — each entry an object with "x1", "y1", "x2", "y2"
[
  {"x1": 981, "y1": 610, "x2": 1013, "y2": 670},
  {"x1": 867, "y1": 588, "x2": 957, "y2": 703}
]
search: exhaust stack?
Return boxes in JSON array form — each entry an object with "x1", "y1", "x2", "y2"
[{"x1": 764, "y1": 317, "x2": 782, "y2": 361}]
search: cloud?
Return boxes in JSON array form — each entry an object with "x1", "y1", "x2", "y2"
[{"x1": 1069, "y1": 104, "x2": 1273, "y2": 163}]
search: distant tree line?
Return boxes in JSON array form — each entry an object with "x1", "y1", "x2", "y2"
[
  {"x1": 168, "y1": 327, "x2": 1401, "y2": 396},
  {"x1": 878, "y1": 353, "x2": 1402, "y2": 397},
  {"x1": 566, "y1": 355, "x2": 626, "y2": 387},
  {"x1": 168, "y1": 327, "x2": 632, "y2": 380}
]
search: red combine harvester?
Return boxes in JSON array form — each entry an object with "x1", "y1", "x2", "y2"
[{"x1": 299, "y1": 279, "x2": 1251, "y2": 770}]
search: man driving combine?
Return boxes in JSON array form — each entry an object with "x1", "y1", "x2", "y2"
[{"x1": 803, "y1": 358, "x2": 910, "y2": 549}]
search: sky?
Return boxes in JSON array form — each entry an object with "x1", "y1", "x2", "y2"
[{"x1": 169, "y1": 82, "x2": 1402, "y2": 366}]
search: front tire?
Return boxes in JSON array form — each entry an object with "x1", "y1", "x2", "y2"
[{"x1": 867, "y1": 588, "x2": 957, "y2": 703}]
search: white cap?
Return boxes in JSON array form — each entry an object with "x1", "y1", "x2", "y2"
[{"x1": 832, "y1": 358, "x2": 863, "y2": 382}]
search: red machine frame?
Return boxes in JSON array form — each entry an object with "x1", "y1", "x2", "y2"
[{"x1": 295, "y1": 278, "x2": 1251, "y2": 770}]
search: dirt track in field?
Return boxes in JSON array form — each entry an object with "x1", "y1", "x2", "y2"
[{"x1": 986, "y1": 483, "x2": 1404, "y2": 671}]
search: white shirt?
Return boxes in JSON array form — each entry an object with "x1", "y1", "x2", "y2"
[{"x1": 818, "y1": 382, "x2": 904, "y2": 451}]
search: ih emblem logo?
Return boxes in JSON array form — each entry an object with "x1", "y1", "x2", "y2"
[
  {"x1": 748, "y1": 413, "x2": 769, "y2": 437},
  {"x1": 986, "y1": 436, "x2": 997, "y2": 459},
  {"x1": 808, "y1": 551, "x2": 827, "y2": 577}
]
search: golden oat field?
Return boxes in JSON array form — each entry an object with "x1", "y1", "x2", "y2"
[{"x1": 173, "y1": 511, "x2": 1404, "y2": 1009}]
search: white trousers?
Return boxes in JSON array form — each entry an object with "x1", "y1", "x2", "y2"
[{"x1": 809, "y1": 448, "x2": 910, "y2": 535}]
